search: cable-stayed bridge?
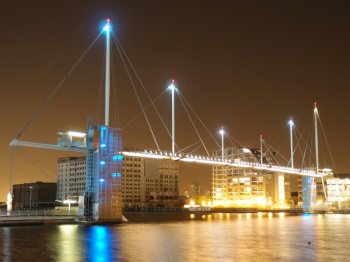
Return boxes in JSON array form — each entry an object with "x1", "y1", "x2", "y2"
[{"x1": 7, "y1": 19, "x2": 333, "y2": 223}]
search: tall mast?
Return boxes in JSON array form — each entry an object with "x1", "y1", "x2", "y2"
[
  {"x1": 260, "y1": 134, "x2": 263, "y2": 164},
  {"x1": 219, "y1": 127, "x2": 225, "y2": 160},
  {"x1": 104, "y1": 19, "x2": 111, "y2": 126},
  {"x1": 168, "y1": 80, "x2": 176, "y2": 155},
  {"x1": 288, "y1": 117, "x2": 294, "y2": 169},
  {"x1": 314, "y1": 102, "x2": 319, "y2": 173}
]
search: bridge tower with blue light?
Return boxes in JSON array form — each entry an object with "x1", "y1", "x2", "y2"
[{"x1": 82, "y1": 19, "x2": 124, "y2": 223}]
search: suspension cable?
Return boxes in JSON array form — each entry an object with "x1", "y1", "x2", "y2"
[
  {"x1": 15, "y1": 32, "x2": 103, "y2": 139},
  {"x1": 114, "y1": 36, "x2": 160, "y2": 150},
  {"x1": 176, "y1": 90, "x2": 220, "y2": 148},
  {"x1": 122, "y1": 90, "x2": 167, "y2": 129},
  {"x1": 176, "y1": 90, "x2": 210, "y2": 156},
  {"x1": 112, "y1": 34, "x2": 173, "y2": 141}
]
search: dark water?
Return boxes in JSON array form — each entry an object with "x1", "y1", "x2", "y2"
[{"x1": 1, "y1": 213, "x2": 349, "y2": 261}]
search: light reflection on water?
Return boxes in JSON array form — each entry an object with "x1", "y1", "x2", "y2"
[{"x1": 1, "y1": 214, "x2": 350, "y2": 261}]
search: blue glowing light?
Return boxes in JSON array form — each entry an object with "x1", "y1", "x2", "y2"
[
  {"x1": 112, "y1": 155, "x2": 124, "y2": 161},
  {"x1": 103, "y1": 20, "x2": 111, "y2": 33},
  {"x1": 112, "y1": 172, "x2": 121, "y2": 177},
  {"x1": 100, "y1": 178, "x2": 105, "y2": 182},
  {"x1": 100, "y1": 161, "x2": 106, "y2": 165},
  {"x1": 100, "y1": 144, "x2": 106, "y2": 148}
]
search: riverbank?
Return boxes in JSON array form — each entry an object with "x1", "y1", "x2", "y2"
[{"x1": 0, "y1": 216, "x2": 76, "y2": 226}]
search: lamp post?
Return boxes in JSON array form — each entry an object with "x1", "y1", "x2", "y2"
[{"x1": 219, "y1": 128, "x2": 225, "y2": 160}]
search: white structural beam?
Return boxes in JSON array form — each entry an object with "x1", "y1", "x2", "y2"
[
  {"x1": 10, "y1": 139, "x2": 330, "y2": 178},
  {"x1": 122, "y1": 150, "x2": 331, "y2": 178},
  {"x1": 10, "y1": 139, "x2": 87, "y2": 153}
]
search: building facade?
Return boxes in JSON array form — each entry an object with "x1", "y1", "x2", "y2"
[
  {"x1": 57, "y1": 155, "x2": 179, "y2": 207},
  {"x1": 212, "y1": 148, "x2": 290, "y2": 208},
  {"x1": 326, "y1": 177, "x2": 350, "y2": 209},
  {"x1": 56, "y1": 156, "x2": 86, "y2": 201},
  {"x1": 13, "y1": 182, "x2": 56, "y2": 209}
]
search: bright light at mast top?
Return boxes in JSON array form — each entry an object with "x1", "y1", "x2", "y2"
[
  {"x1": 103, "y1": 18, "x2": 111, "y2": 32},
  {"x1": 219, "y1": 128, "x2": 225, "y2": 135},
  {"x1": 288, "y1": 117, "x2": 294, "y2": 126},
  {"x1": 168, "y1": 79, "x2": 177, "y2": 91}
]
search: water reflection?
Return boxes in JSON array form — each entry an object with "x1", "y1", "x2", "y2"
[
  {"x1": 86, "y1": 226, "x2": 112, "y2": 262},
  {"x1": 57, "y1": 225, "x2": 81, "y2": 262},
  {"x1": 1, "y1": 214, "x2": 350, "y2": 261}
]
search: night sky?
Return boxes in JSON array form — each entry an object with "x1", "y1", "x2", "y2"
[{"x1": 1, "y1": 1, "x2": 350, "y2": 201}]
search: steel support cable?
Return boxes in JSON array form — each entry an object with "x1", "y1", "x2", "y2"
[
  {"x1": 122, "y1": 90, "x2": 167, "y2": 129},
  {"x1": 317, "y1": 113, "x2": 338, "y2": 174},
  {"x1": 18, "y1": 150, "x2": 56, "y2": 181},
  {"x1": 176, "y1": 90, "x2": 220, "y2": 148},
  {"x1": 176, "y1": 90, "x2": 210, "y2": 156},
  {"x1": 112, "y1": 34, "x2": 173, "y2": 141},
  {"x1": 225, "y1": 133, "x2": 244, "y2": 148},
  {"x1": 263, "y1": 140, "x2": 289, "y2": 164},
  {"x1": 294, "y1": 127, "x2": 316, "y2": 160},
  {"x1": 188, "y1": 143, "x2": 208, "y2": 155},
  {"x1": 8, "y1": 147, "x2": 14, "y2": 193},
  {"x1": 261, "y1": 140, "x2": 280, "y2": 165},
  {"x1": 294, "y1": 127, "x2": 314, "y2": 169},
  {"x1": 177, "y1": 135, "x2": 211, "y2": 154},
  {"x1": 316, "y1": 115, "x2": 329, "y2": 199},
  {"x1": 114, "y1": 37, "x2": 160, "y2": 150},
  {"x1": 110, "y1": 49, "x2": 120, "y2": 127},
  {"x1": 95, "y1": 45, "x2": 106, "y2": 125},
  {"x1": 15, "y1": 32, "x2": 103, "y2": 139}
]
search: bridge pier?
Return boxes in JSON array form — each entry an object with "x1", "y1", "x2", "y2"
[
  {"x1": 302, "y1": 177, "x2": 317, "y2": 213},
  {"x1": 81, "y1": 125, "x2": 123, "y2": 223}
]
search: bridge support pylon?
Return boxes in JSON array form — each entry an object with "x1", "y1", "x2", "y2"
[
  {"x1": 79, "y1": 125, "x2": 123, "y2": 223},
  {"x1": 302, "y1": 176, "x2": 317, "y2": 213}
]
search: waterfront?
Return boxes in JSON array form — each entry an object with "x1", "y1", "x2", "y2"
[{"x1": 1, "y1": 213, "x2": 349, "y2": 261}]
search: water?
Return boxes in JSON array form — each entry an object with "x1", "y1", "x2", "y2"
[{"x1": 1, "y1": 213, "x2": 349, "y2": 261}]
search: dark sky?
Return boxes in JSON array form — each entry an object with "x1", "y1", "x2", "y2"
[{"x1": 1, "y1": 1, "x2": 350, "y2": 201}]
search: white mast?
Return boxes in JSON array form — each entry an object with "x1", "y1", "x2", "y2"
[
  {"x1": 288, "y1": 117, "x2": 294, "y2": 169},
  {"x1": 168, "y1": 80, "x2": 176, "y2": 155},
  {"x1": 314, "y1": 103, "x2": 319, "y2": 173},
  {"x1": 260, "y1": 134, "x2": 263, "y2": 164},
  {"x1": 103, "y1": 19, "x2": 111, "y2": 126},
  {"x1": 219, "y1": 127, "x2": 225, "y2": 160}
]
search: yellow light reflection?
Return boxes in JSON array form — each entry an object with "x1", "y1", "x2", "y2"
[{"x1": 57, "y1": 225, "x2": 80, "y2": 262}]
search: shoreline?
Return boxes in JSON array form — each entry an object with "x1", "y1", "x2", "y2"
[{"x1": 1, "y1": 208, "x2": 349, "y2": 226}]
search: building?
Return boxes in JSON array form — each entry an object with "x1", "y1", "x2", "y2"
[
  {"x1": 184, "y1": 181, "x2": 201, "y2": 198},
  {"x1": 144, "y1": 159, "x2": 179, "y2": 207},
  {"x1": 326, "y1": 175, "x2": 350, "y2": 209},
  {"x1": 56, "y1": 156, "x2": 86, "y2": 201},
  {"x1": 212, "y1": 148, "x2": 290, "y2": 208},
  {"x1": 12, "y1": 182, "x2": 56, "y2": 209},
  {"x1": 57, "y1": 155, "x2": 179, "y2": 208}
]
